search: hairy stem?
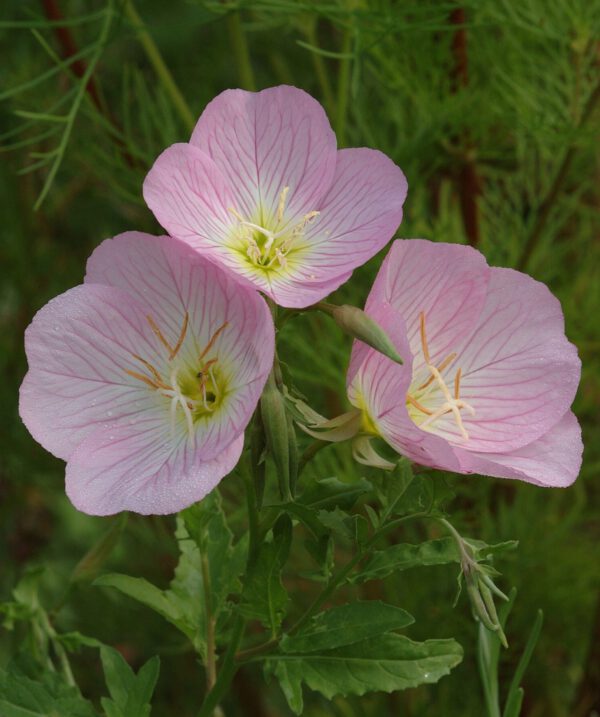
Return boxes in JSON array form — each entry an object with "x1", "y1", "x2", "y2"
[
  {"x1": 198, "y1": 615, "x2": 245, "y2": 717},
  {"x1": 200, "y1": 552, "x2": 217, "y2": 692}
]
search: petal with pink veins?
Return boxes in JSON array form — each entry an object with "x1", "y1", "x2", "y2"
[
  {"x1": 19, "y1": 284, "x2": 166, "y2": 462},
  {"x1": 66, "y1": 423, "x2": 244, "y2": 515},
  {"x1": 85, "y1": 232, "x2": 275, "y2": 458},
  {"x1": 431, "y1": 268, "x2": 581, "y2": 452},
  {"x1": 367, "y1": 240, "x2": 490, "y2": 379},
  {"x1": 302, "y1": 149, "x2": 407, "y2": 278},
  {"x1": 454, "y1": 411, "x2": 582, "y2": 487},
  {"x1": 348, "y1": 300, "x2": 463, "y2": 472},
  {"x1": 190, "y1": 86, "x2": 337, "y2": 222}
]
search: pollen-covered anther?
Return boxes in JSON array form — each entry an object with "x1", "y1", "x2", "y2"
[
  {"x1": 229, "y1": 185, "x2": 320, "y2": 270},
  {"x1": 407, "y1": 312, "x2": 475, "y2": 441}
]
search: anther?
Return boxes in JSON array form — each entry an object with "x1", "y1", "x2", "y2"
[
  {"x1": 199, "y1": 321, "x2": 229, "y2": 361},
  {"x1": 406, "y1": 394, "x2": 433, "y2": 415},
  {"x1": 277, "y1": 186, "x2": 290, "y2": 223},
  {"x1": 419, "y1": 311, "x2": 431, "y2": 364},
  {"x1": 169, "y1": 312, "x2": 189, "y2": 361}
]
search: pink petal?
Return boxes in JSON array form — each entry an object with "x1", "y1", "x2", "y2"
[
  {"x1": 366, "y1": 240, "x2": 490, "y2": 378},
  {"x1": 432, "y1": 268, "x2": 581, "y2": 452},
  {"x1": 66, "y1": 423, "x2": 244, "y2": 515},
  {"x1": 19, "y1": 284, "x2": 166, "y2": 461},
  {"x1": 190, "y1": 86, "x2": 337, "y2": 223},
  {"x1": 263, "y1": 270, "x2": 353, "y2": 309},
  {"x1": 302, "y1": 149, "x2": 407, "y2": 277},
  {"x1": 454, "y1": 411, "x2": 582, "y2": 487},
  {"x1": 86, "y1": 231, "x2": 275, "y2": 456},
  {"x1": 347, "y1": 300, "x2": 462, "y2": 471},
  {"x1": 142, "y1": 144, "x2": 261, "y2": 286}
]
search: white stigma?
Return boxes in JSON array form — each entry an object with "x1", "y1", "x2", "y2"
[{"x1": 229, "y1": 185, "x2": 319, "y2": 270}]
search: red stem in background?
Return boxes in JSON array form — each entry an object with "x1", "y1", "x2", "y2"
[
  {"x1": 40, "y1": 0, "x2": 104, "y2": 112},
  {"x1": 449, "y1": 7, "x2": 481, "y2": 247}
]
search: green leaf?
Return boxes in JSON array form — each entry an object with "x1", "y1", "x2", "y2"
[
  {"x1": 0, "y1": 665, "x2": 97, "y2": 717},
  {"x1": 298, "y1": 476, "x2": 372, "y2": 511},
  {"x1": 70, "y1": 515, "x2": 128, "y2": 584},
  {"x1": 280, "y1": 601, "x2": 414, "y2": 653},
  {"x1": 181, "y1": 493, "x2": 242, "y2": 618},
  {"x1": 264, "y1": 634, "x2": 463, "y2": 714},
  {"x1": 353, "y1": 537, "x2": 518, "y2": 584},
  {"x1": 55, "y1": 632, "x2": 103, "y2": 653},
  {"x1": 100, "y1": 647, "x2": 159, "y2": 717},
  {"x1": 352, "y1": 538, "x2": 459, "y2": 583},
  {"x1": 239, "y1": 515, "x2": 292, "y2": 633},
  {"x1": 96, "y1": 495, "x2": 244, "y2": 658}
]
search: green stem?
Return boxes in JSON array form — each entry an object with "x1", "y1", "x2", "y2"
[
  {"x1": 297, "y1": 440, "x2": 330, "y2": 477},
  {"x1": 123, "y1": 0, "x2": 195, "y2": 132},
  {"x1": 233, "y1": 511, "x2": 429, "y2": 665},
  {"x1": 198, "y1": 615, "x2": 245, "y2": 717},
  {"x1": 200, "y1": 552, "x2": 217, "y2": 692},
  {"x1": 335, "y1": 18, "x2": 353, "y2": 146},
  {"x1": 304, "y1": 19, "x2": 335, "y2": 114},
  {"x1": 244, "y1": 465, "x2": 261, "y2": 567},
  {"x1": 288, "y1": 512, "x2": 426, "y2": 636},
  {"x1": 226, "y1": 12, "x2": 255, "y2": 91}
]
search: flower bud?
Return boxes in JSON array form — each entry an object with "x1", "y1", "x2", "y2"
[
  {"x1": 317, "y1": 302, "x2": 403, "y2": 364},
  {"x1": 261, "y1": 371, "x2": 292, "y2": 501}
]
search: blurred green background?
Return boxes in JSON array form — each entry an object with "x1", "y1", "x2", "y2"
[{"x1": 1, "y1": 1, "x2": 598, "y2": 715}]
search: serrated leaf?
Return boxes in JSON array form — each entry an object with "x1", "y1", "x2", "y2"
[
  {"x1": 181, "y1": 493, "x2": 242, "y2": 617},
  {"x1": 96, "y1": 495, "x2": 244, "y2": 658},
  {"x1": 239, "y1": 515, "x2": 292, "y2": 633},
  {"x1": 0, "y1": 666, "x2": 97, "y2": 717},
  {"x1": 100, "y1": 647, "x2": 159, "y2": 717},
  {"x1": 352, "y1": 538, "x2": 459, "y2": 583},
  {"x1": 264, "y1": 634, "x2": 463, "y2": 714},
  {"x1": 353, "y1": 537, "x2": 518, "y2": 584},
  {"x1": 94, "y1": 572, "x2": 191, "y2": 639},
  {"x1": 280, "y1": 601, "x2": 414, "y2": 653}
]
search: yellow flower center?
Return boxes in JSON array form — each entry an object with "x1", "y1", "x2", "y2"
[
  {"x1": 124, "y1": 313, "x2": 229, "y2": 444},
  {"x1": 229, "y1": 186, "x2": 319, "y2": 272},
  {"x1": 405, "y1": 312, "x2": 475, "y2": 441}
]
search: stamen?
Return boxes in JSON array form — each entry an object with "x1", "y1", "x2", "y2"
[
  {"x1": 168, "y1": 312, "x2": 189, "y2": 361},
  {"x1": 129, "y1": 354, "x2": 171, "y2": 390},
  {"x1": 419, "y1": 311, "x2": 430, "y2": 364},
  {"x1": 409, "y1": 312, "x2": 475, "y2": 441},
  {"x1": 277, "y1": 186, "x2": 290, "y2": 223},
  {"x1": 228, "y1": 207, "x2": 245, "y2": 222},
  {"x1": 124, "y1": 369, "x2": 161, "y2": 390},
  {"x1": 406, "y1": 393, "x2": 433, "y2": 415},
  {"x1": 199, "y1": 321, "x2": 229, "y2": 360},
  {"x1": 417, "y1": 352, "x2": 457, "y2": 390},
  {"x1": 454, "y1": 367, "x2": 462, "y2": 400},
  {"x1": 147, "y1": 315, "x2": 173, "y2": 355}
]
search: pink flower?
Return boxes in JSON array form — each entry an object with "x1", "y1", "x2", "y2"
[
  {"x1": 348, "y1": 240, "x2": 582, "y2": 487},
  {"x1": 19, "y1": 232, "x2": 274, "y2": 515},
  {"x1": 143, "y1": 85, "x2": 408, "y2": 308}
]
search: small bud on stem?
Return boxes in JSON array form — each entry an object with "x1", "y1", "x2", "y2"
[{"x1": 315, "y1": 302, "x2": 403, "y2": 364}]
